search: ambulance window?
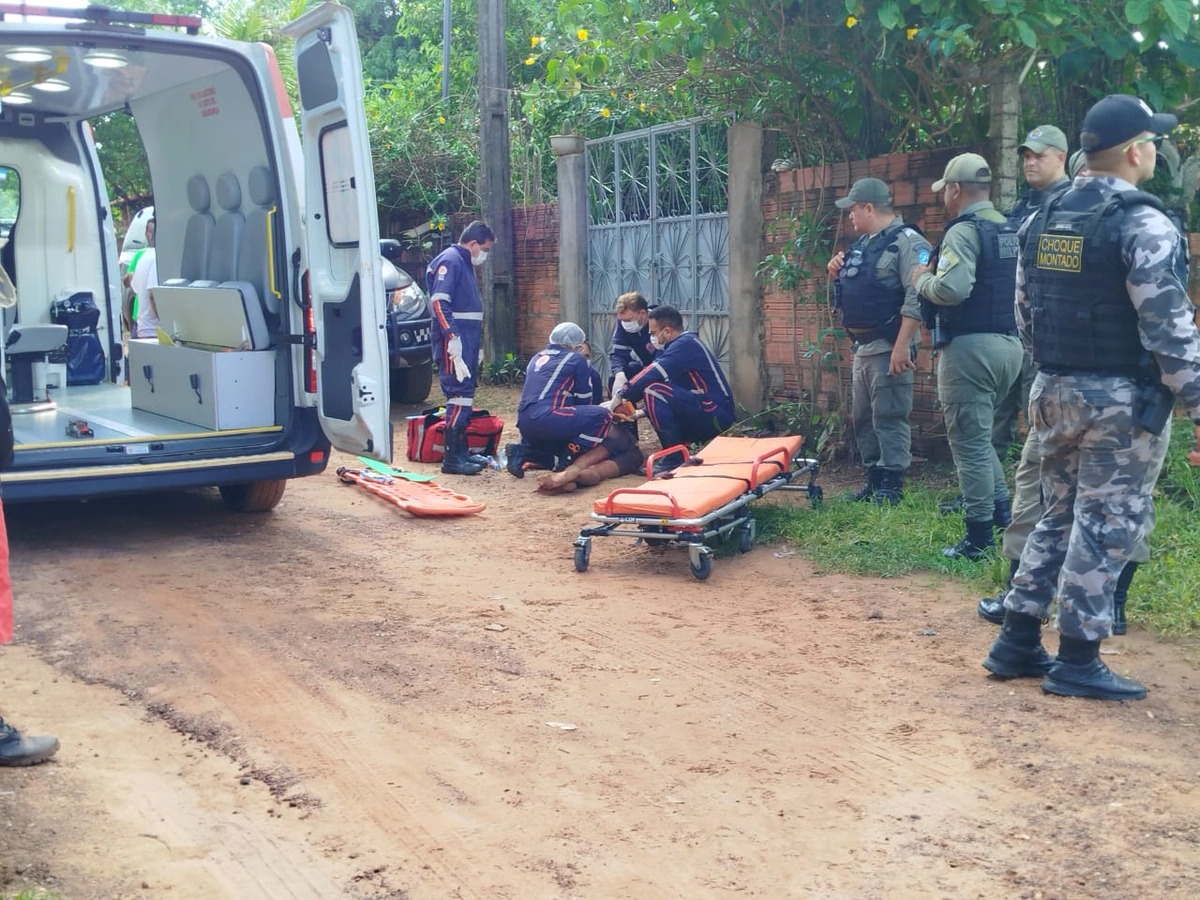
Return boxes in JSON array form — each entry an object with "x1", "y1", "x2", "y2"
[{"x1": 318, "y1": 123, "x2": 358, "y2": 247}]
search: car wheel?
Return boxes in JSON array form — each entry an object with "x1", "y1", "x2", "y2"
[
  {"x1": 390, "y1": 364, "x2": 433, "y2": 405},
  {"x1": 219, "y1": 479, "x2": 287, "y2": 512}
]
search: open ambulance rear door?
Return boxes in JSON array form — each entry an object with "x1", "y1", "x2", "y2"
[{"x1": 284, "y1": 2, "x2": 392, "y2": 462}]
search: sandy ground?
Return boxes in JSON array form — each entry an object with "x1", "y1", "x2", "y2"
[{"x1": 2, "y1": 385, "x2": 1199, "y2": 900}]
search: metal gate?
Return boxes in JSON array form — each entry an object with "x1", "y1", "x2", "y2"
[{"x1": 586, "y1": 118, "x2": 730, "y2": 380}]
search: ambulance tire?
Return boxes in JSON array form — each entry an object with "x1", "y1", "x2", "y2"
[
  {"x1": 391, "y1": 364, "x2": 433, "y2": 405},
  {"x1": 219, "y1": 479, "x2": 287, "y2": 512}
]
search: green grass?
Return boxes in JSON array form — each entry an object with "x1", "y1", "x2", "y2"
[
  {"x1": 3, "y1": 889, "x2": 62, "y2": 900},
  {"x1": 756, "y1": 416, "x2": 1200, "y2": 638}
]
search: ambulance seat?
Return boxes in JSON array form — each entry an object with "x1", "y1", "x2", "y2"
[
  {"x1": 180, "y1": 174, "x2": 215, "y2": 282},
  {"x1": 239, "y1": 166, "x2": 279, "y2": 315},
  {"x1": 208, "y1": 173, "x2": 244, "y2": 284}
]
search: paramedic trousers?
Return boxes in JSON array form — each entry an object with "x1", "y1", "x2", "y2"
[
  {"x1": 517, "y1": 402, "x2": 613, "y2": 460},
  {"x1": 851, "y1": 348, "x2": 913, "y2": 473},
  {"x1": 433, "y1": 320, "x2": 481, "y2": 429},
  {"x1": 642, "y1": 383, "x2": 733, "y2": 449},
  {"x1": 1006, "y1": 374, "x2": 1166, "y2": 641},
  {"x1": 937, "y1": 333, "x2": 1023, "y2": 524}
]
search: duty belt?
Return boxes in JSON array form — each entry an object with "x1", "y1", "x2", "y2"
[{"x1": 846, "y1": 327, "x2": 888, "y2": 344}]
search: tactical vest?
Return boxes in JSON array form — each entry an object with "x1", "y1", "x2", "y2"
[
  {"x1": 1023, "y1": 188, "x2": 1167, "y2": 376},
  {"x1": 936, "y1": 214, "x2": 1019, "y2": 336},
  {"x1": 834, "y1": 223, "x2": 912, "y2": 342}
]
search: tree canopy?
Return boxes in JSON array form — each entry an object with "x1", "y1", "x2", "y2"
[{"x1": 90, "y1": 0, "x2": 1200, "y2": 231}]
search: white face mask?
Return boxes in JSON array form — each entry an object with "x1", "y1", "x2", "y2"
[
  {"x1": 620, "y1": 319, "x2": 641, "y2": 333},
  {"x1": 472, "y1": 249, "x2": 489, "y2": 267},
  {"x1": 650, "y1": 334, "x2": 664, "y2": 350}
]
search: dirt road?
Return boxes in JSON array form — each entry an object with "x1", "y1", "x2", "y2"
[{"x1": 3, "y1": 386, "x2": 1199, "y2": 899}]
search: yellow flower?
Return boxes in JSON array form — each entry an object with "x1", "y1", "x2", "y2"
[
  {"x1": 906, "y1": 26, "x2": 918, "y2": 40},
  {"x1": 845, "y1": 15, "x2": 858, "y2": 27},
  {"x1": 524, "y1": 56, "x2": 536, "y2": 65},
  {"x1": 530, "y1": 35, "x2": 541, "y2": 48},
  {"x1": 600, "y1": 107, "x2": 611, "y2": 118},
  {"x1": 639, "y1": 102, "x2": 646, "y2": 113},
  {"x1": 436, "y1": 222, "x2": 445, "y2": 231},
  {"x1": 576, "y1": 28, "x2": 588, "y2": 41},
  {"x1": 438, "y1": 115, "x2": 446, "y2": 125}
]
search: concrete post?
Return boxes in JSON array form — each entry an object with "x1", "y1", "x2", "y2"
[
  {"x1": 553, "y1": 135, "x2": 589, "y2": 331},
  {"x1": 727, "y1": 121, "x2": 768, "y2": 414}
]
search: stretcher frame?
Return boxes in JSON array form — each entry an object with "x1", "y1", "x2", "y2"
[{"x1": 572, "y1": 441, "x2": 822, "y2": 580}]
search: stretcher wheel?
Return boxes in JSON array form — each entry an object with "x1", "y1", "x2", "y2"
[
  {"x1": 573, "y1": 539, "x2": 591, "y2": 573},
  {"x1": 737, "y1": 521, "x2": 756, "y2": 554},
  {"x1": 808, "y1": 484, "x2": 824, "y2": 506},
  {"x1": 688, "y1": 548, "x2": 713, "y2": 581}
]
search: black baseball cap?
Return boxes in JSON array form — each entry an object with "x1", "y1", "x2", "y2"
[{"x1": 1080, "y1": 95, "x2": 1177, "y2": 154}]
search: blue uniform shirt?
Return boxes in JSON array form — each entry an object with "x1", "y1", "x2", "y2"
[{"x1": 620, "y1": 331, "x2": 734, "y2": 423}]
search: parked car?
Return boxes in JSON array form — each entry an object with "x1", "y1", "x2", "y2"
[
  {"x1": 379, "y1": 239, "x2": 433, "y2": 404},
  {"x1": 120, "y1": 221, "x2": 433, "y2": 405}
]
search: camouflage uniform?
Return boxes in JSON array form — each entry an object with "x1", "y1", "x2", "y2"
[{"x1": 1007, "y1": 175, "x2": 1200, "y2": 641}]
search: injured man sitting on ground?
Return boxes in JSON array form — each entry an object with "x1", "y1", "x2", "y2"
[{"x1": 506, "y1": 321, "x2": 644, "y2": 493}]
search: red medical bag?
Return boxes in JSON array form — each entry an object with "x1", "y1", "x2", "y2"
[{"x1": 406, "y1": 407, "x2": 505, "y2": 463}]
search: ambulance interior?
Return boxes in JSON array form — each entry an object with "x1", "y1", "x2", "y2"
[{"x1": 0, "y1": 27, "x2": 298, "y2": 455}]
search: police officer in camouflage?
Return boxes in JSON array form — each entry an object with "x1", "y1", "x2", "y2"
[
  {"x1": 828, "y1": 178, "x2": 931, "y2": 505},
  {"x1": 994, "y1": 125, "x2": 1073, "y2": 457},
  {"x1": 983, "y1": 95, "x2": 1200, "y2": 701},
  {"x1": 913, "y1": 154, "x2": 1024, "y2": 559}
]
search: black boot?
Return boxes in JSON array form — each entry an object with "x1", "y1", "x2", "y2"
[
  {"x1": 651, "y1": 449, "x2": 686, "y2": 478},
  {"x1": 978, "y1": 558, "x2": 1020, "y2": 625},
  {"x1": 993, "y1": 497, "x2": 1012, "y2": 530},
  {"x1": 1112, "y1": 561, "x2": 1138, "y2": 636},
  {"x1": 504, "y1": 442, "x2": 526, "y2": 478},
  {"x1": 982, "y1": 608, "x2": 1054, "y2": 679},
  {"x1": 850, "y1": 467, "x2": 881, "y2": 502},
  {"x1": 943, "y1": 519, "x2": 994, "y2": 560},
  {"x1": 441, "y1": 427, "x2": 484, "y2": 475},
  {"x1": 874, "y1": 470, "x2": 905, "y2": 506},
  {"x1": 1043, "y1": 635, "x2": 1146, "y2": 700}
]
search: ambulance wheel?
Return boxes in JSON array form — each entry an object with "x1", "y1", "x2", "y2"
[
  {"x1": 688, "y1": 549, "x2": 713, "y2": 581},
  {"x1": 219, "y1": 479, "x2": 287, "y2": 512},
  {"x1": 390, "y1": 364, "x2": 434, "y2": 405},
  {"x1": 736, "y1": 521, "x2": 756, "y2": 554},
  {"x1": 573, "y1": 540, "x2": 591, "y2": 573},
  {"x1": 809, "y1": 484, "x2": 824, "y2": 506}
]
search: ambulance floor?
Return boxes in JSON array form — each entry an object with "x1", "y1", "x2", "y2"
[{"x1": 8, "y1": 382, "x2": 261, "y2": 447}]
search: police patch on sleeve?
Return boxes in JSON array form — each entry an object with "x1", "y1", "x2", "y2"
[
  {"x1": 1036, "y1": 234, "x2": 1083, "y2": 273},
  {"x1": 936, "y1": 249, "x2": 959, "y2": 274}
]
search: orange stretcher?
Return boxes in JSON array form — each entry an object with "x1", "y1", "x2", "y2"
[
  {"x1": 336, "y1": 466, "x2": 486, "y2": 517},
  {"x1": 573, "y1": 435, "x2": 821, "y2": 580}
]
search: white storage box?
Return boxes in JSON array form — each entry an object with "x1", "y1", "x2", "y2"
[{"x1": 130, "y1": 339, "x2": 276, "y2": 430}]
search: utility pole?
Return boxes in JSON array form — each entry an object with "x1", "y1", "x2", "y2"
[{"x1": 478, "y1": 0, "x2": 516, "y2": 358}]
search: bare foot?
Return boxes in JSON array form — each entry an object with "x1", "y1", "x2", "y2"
[
  {"x1": 537, "y1": 482, "x2": 578, "y2": 496},
  {"x1": 537, "y1": 468, "x2": 576, "y2": 490}
]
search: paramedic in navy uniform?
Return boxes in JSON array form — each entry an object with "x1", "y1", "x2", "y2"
[
  {"x1": 426, "y1": 220, "x2": 496, "y2": 475},
  {"x1": 610, "y1": 305, "x2": 735, "y2": 474},
  {"x1": 509, "y1": 322, "x2": 641, "y2": 482},
  {"x1": 608, "y1": 291, "x2": 657, "y2": 396}
]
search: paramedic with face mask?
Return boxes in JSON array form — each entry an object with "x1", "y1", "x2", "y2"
[
  {"x1": 607, "y1": 291, "x2": 657, "y2": 397},
  {"x1": 610, "y1": 305, "x2": 734, "y2": 475},
  {"x1": 426, "y1": 220, "x2": 496, "y2": 475},
  {"x1": 507, "y1": 323, "x2": 641, "y2": 483}
]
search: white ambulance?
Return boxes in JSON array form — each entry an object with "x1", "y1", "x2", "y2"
[{"x1": 0, "y1": 2, "x2": 391, "y2": 510}]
